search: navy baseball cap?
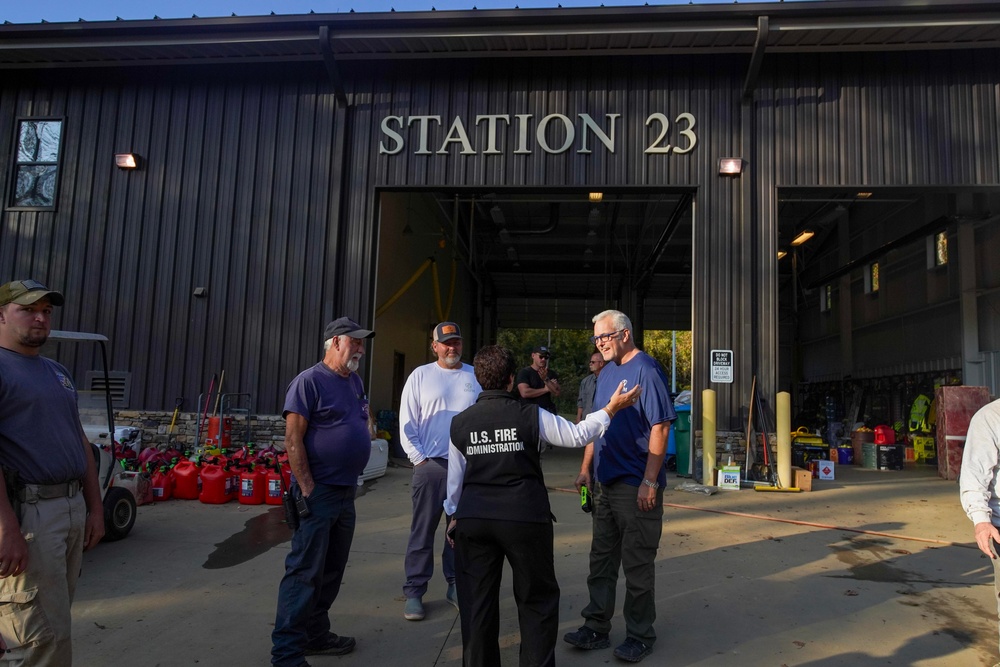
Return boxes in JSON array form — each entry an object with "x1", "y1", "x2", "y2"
[
  {"x1": 324, "y1": 317, "x2": 375, "y2": 340},
  {"x1": 433, "y1": 322, "x2": 462, "y2": 343}
]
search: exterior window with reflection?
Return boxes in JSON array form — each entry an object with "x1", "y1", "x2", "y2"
[
  {"x1": 10, "y1": 118, "x2": 63, "y2": 209},
  {"x1": 820, "y1": 284, "x2": 833, "y2": 313},
  {"x1": 935, "y1": 231, "x2": 948, "y2": 266},
  {"x1": 865, "y1": 262, "x2": 880, "y2": 294}
]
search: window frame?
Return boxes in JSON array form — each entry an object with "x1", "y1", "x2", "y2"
[{"x1": 7, "y1": 116, "x2": 65, "y2": 212}]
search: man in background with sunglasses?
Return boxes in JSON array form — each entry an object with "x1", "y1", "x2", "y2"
[
  {"x1": 565, "y1": 309, "x2": 675, "y2": 664},
  {"x1": 516, "y1": 345, "x2": 561, "y2": 415}
]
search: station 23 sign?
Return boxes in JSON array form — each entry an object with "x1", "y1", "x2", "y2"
[{"x1": 379, "y1": 112, "x2": 698, "y2": 156}]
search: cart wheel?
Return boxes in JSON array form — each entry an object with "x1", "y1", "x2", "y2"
[{"x1": 103, "y1": 487, "x2": 137, "y2": 542}]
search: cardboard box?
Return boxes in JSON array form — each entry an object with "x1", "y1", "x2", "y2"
[
  {"x1": 792, "y1": 466, "x2": 812, "y2": 492},
  {"x1": 818, "y1": 459, "x2": 835, "y2": 480},
  {"x1": 717, "y1": 465, "x2": 741, "y2": 490}
]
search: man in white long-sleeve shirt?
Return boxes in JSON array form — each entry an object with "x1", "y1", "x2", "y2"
[
  {"x1": 399, "y1": 322, "x2": 481, "y2": 622},
  {"x1": 959, "y1": 397, "x2": 1000, "y2": 656}
]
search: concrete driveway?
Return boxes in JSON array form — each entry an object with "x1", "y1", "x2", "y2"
[{"x1": 73, "y1": 448, "x2": 997, "y2": 666}]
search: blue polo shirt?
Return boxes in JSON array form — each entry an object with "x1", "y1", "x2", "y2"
[
  {"x1": 283, "y1": 363, "x2": 372, "y2": 486},
  {"x1": 593, "y1": 350, "x2": 676, "y2": 487}
]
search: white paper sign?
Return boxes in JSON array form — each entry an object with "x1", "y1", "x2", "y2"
[{"x1": 710, "y1": 349, "x2": 734, "y2": 383}]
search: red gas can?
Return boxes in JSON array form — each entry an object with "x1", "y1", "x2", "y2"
[
  {"x1": 874, "y1": 425, "x2": 896, "y2": 445},
  {"x1": 265, "y1": 466, "x2": 284, "y2": 506},
  {"x1": 199, "y1": 463, "x2": 231, "y2": 504},
  {"x1": 173, "y1": 459, "x2": 201, "y2": 500},
  {"x1": 226, "y1": 464, "x2": 240, "y2": 502},
  {"x1": 240, "y1": 465, "x2": 267, "y2": 505},
  {"x1": 151, "y1": 467, "x2": 173, "y2": 501}
]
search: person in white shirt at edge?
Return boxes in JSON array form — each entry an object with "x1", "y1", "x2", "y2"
[
  {"x1": 443, "y1": 344, "x2": 639, "y2": 667},
  {"x1": 399, "y1": 322, "x2": 482, "y2": 621},
  {"x1": 959, "y1": 397, "x2": 1000, "y2": 661}
]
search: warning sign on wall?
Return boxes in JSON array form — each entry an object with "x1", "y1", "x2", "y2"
[{"x1": 710, "y1": 349, "x2": 733, "y2": 383}]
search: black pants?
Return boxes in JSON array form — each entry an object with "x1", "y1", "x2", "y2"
[{"x1": 454, "y1": 518, "x2": 558, "y2": 667}]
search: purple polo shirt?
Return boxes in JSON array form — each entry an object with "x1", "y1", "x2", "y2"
[{"x1": 283, "y1": 362, "x2": 371, "y2": 486}]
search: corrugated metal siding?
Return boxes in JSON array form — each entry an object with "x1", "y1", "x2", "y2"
[
  {"x1": 758, "y1": 48, "x2": 1000, "y2": 397},
  {"x1": 0, "y1": 66, "x2": 344, "y2": 414},
  {"x1": 3, "y1": 44, "x2": 1000, "y2": 426}
]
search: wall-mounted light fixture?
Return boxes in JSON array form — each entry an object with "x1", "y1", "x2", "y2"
[
  {"x1": 790, "y1": 229, "x2": 815, "y2": 246},
  {"x1": 589, "y1": 192, "x2": 603, "y2": 203},
  {"x1": 718, "y1": 157, "x2": 743, "y2": 175},
  {"x1": 115, "y1": 153, "x2": 140, "y2": 170}
]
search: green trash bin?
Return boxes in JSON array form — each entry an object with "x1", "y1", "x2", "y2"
[{"x1": 673, "y1": 405, "x2": 692, "y2": 477}]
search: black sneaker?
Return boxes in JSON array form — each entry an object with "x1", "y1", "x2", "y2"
[
  {"x1": 563, "y1": 626, "x2": 610, "y2": 650},
  {"x1": 613, "y1": 637, "x2": 652, "y2": 663},
  {"x1": 304, "y1": 632, "x2": 356, "y2": 656}
]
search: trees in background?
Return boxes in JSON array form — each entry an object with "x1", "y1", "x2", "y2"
[{"x1": 496, "y1": 328, "x2": 692, "y2": 418}]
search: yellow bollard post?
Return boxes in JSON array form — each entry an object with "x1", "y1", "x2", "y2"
[
  {"x1": 776, "y1": 392, "x2": 792, "y2": 489},
  {"x1": 702, "y1": 389, "x2": 716, "y2": 486}
]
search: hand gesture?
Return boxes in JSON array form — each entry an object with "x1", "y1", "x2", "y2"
[{"x1": 605, "y1": 380, "x2": 641, "y2": 415}]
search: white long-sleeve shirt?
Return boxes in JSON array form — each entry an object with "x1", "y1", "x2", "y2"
[
  {"x1": 399, "y1": 361, "x2": 481, "y2": 465},
  {"x1": 444, "y1": 407, "x2": 611, "y2": 516},
  {"x1": 960, "y1": 398, "x2": 1000, "y2": 526}
]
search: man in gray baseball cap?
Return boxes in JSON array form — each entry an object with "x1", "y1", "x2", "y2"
[{"x1": 0, "y1": 279, "x2": 65, "y2": 308}]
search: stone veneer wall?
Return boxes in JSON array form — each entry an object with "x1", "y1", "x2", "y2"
[{"x1": 112, "y1": 411, "x2": 287, "y2": 452}]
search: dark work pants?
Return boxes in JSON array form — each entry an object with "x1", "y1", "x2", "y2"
[
  {"x1": 581, "y1": 480, "x2": 663, "y2": 645},
  {"x1": 454, "y1": 518, "x2": 558, "y2": 667},
  {"x1": 271, "y1": 483, "x2": 357, "y2": 667},
  {"x1": 403, "y1": 457, "x2": 454, "y2": 598}
]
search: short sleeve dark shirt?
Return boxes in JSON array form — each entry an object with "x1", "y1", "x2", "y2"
[
  {"x1": 516, "y1": 365, "x2": 559, "y2": 414},
  {"x1": 283, "y1": 363, "x2": 372, "y2": 486}
]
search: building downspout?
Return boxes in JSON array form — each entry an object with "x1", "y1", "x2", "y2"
[{"x1": 319, "y1": 25, "x2": 349, "y2": 108}]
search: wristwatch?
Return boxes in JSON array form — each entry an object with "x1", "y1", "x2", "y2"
[{"x1": 641, "y1": 478, "x2": 659, "y2": 489}]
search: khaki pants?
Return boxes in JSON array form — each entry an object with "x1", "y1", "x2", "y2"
[{"x1": 0, "y1": 493, "x2": 86, "y2": 666}]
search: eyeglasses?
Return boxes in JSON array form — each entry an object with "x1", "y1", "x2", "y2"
[
  {"x1": 589, "y1": 360, "x2": 603, "y2": 365},
  {"x1": 589, "y1": 329, "x2": 624, "y2": 345}
]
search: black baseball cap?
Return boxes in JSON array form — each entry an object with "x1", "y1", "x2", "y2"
[
  {"x1": 532, "y1": 345, "x2": 550, "y2": 356},
  {"x1": 324, "y1": 317, "x2": 375, "y2": 340}
]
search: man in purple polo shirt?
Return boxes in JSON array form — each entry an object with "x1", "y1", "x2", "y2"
[{"x1": 271, "y1": 317, "x2": 375, "y2": 667}]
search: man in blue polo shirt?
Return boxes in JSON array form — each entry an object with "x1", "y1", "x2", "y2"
[
  {"x1": 566, "y1": 309, "x2": 675, "y2": 664},
  {"x1": 271, "y1": 317, "x2": 375, "y2": 667}
]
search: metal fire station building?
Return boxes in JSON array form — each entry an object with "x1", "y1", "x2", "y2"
[{"x1": 2, "y1": 1, "x2": 999, "y2": 439}]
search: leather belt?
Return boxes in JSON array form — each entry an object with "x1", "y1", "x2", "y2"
[{"x1": 18, "y1": 479, "x2": 81, "y2": 504}]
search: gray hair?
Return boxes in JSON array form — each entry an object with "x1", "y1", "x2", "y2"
[
  {"x1": 592, "y1": 309, "x2": 632, "y2": 333},
  {"x1": 323, "y1": 336, "x2": 346, "y2": 353}
]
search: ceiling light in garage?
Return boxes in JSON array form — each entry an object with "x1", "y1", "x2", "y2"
[
  {"x1": 589, "y1": 192, "x2": 603, "y2": 202},
  {"x1": 588, "y1": 206, "x2": 601, "y2": 226},
  {"x1": 490, "y1": 205, "x2": 505, "y2": 226},
  {"x1": 856, "y1": 191, "x2": 873, "y2": 199},
  {"x1": 777, "y1": 250, "x2": 787, "y2": 260},
  {"x1": 791, "y1": 229, "x2": 815, "y2": 246}
]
